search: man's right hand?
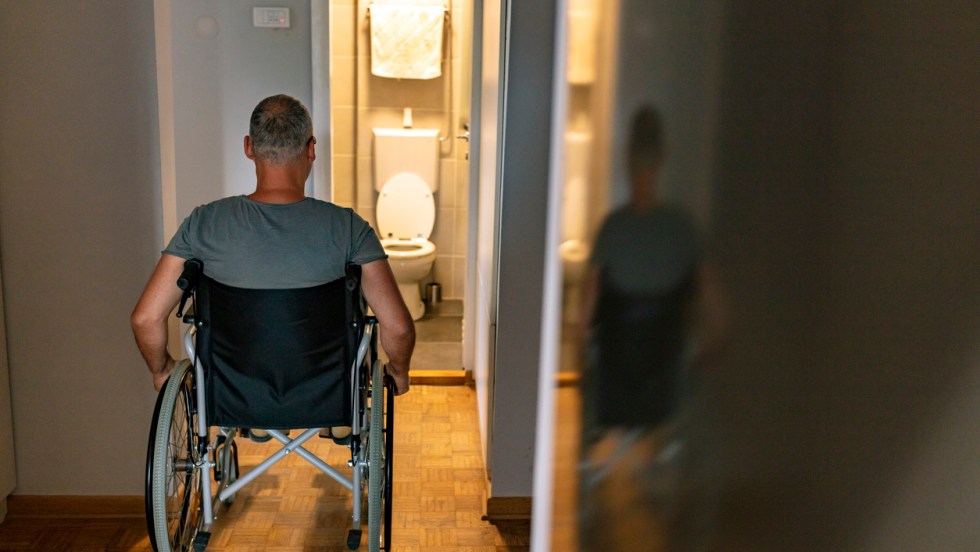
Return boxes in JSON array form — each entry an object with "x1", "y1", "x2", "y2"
[
  {"x1": 385, "y1": 364, "x2": 410, "y2": 396},
  {"x1": 152, "y1": 356, "x2": 177, "y2": 392}
]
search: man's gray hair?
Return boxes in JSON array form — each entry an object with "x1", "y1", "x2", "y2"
[{"x1": 249, "y1": 94, "x2": 313, "y2": 164}]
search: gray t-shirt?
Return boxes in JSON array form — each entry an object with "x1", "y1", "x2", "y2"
[
  {"x1": 164, "y1": 196, "x2": 386, "y2": 288},
  {"x1": 590, "y1": 204, "x2": 702, "y2": 296}
]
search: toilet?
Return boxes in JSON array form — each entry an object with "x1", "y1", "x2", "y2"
[{"x1": 373, "y1": 127, "x2": 439, "y2": 320}]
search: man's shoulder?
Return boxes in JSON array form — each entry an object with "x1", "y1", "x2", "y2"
[
  {"x1": 304, "y1": 197, "x2": 352, "y2": 213},
  {"x1": 194, "y1": 195, "x2": 245, "y2": 212},
  {"x1": 299, "y1": 199, "x2": 363, "y2": 226}
]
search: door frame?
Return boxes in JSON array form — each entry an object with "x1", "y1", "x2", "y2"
[
  {"x1": 310, "y1": 0, "x2": 333, "y2": 202},
  {"x1": 468, "y1": 0, "x2": 508, "y2": 472}
]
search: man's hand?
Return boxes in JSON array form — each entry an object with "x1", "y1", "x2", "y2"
[
  {"x1": 361, "y1": 259, "x2": 415, "y2": 396},
  {"x1": 152, "y1": 356, "x2": 177, "y2": 392},
  {"x1": 385, "y1": 364, "x2": 410, "y2": 396}
]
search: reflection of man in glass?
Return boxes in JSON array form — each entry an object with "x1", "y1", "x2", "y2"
[{"x1": 578, "y1": 105, "x2": 725, "y2": 549}]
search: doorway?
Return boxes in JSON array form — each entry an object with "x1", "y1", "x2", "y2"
[
  {"x1": 312, "y1": 0, "x2": 497, "y2": 468},
  {"x1": 320, "y1": 0, "x2": 473, "y2": 333}
]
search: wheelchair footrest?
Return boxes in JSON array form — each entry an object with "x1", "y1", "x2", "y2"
[
  {"x1": 193, "y1": 531, "x2": 211, "y2": 551},
  {"x1": 346, "y1": 529, "x2": 362, "y2": 550}
]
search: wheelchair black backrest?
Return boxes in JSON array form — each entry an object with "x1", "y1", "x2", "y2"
[
  {"x1": 592, "y1": 271, "x2": 695, "y2": 428},
  {"x1": 183, "y1": 260, "x2": 364, "y2": 429}
]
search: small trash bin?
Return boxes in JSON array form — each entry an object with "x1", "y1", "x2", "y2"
[{"x1": 426, "y1": 282, "x2": 441, "y2": 304}]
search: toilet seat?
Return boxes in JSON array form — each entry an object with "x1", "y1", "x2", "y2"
[
  {"x1": 376, "y1": 173, "x2": 435, "y2": 240},
  {"x1": 381, "y1": 237, "x2": 436, "y2": 259}
]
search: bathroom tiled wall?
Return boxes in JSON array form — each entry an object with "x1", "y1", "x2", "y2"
[{"x1": 330, "y1": 0, "x2": 471, "y2": 299}]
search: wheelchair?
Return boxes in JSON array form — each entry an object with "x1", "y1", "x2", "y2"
[{"x1": 144, "y1": 259, "x2": 394, "y2": 552}]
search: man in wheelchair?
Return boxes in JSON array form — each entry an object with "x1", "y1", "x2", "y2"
[
  {"x1": 131, "y1": 94, "x2": 413, "y2": 552},
  {"x1": 132, "y1": 94, "x2": 413, "y2": 395}
]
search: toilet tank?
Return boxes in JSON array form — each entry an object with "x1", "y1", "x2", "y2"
[{"x1": 372, "y1": 128, "x2": 440, "y2": 192}]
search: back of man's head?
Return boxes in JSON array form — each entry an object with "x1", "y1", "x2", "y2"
[
  {"x1": 627, "y1": 105, "x2": 666, "y2": 177},
  {"x1": 249, "y1": 94, "x2": 312, "y2": 164}
]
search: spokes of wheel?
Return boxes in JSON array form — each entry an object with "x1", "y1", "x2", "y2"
[{"x1": 148, "y1": 360, "x2": 202, "y2": 552}]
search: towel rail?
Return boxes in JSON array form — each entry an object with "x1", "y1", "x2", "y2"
[{"x1": 366, "y1": 5, "x2": 449, "y2": 19}]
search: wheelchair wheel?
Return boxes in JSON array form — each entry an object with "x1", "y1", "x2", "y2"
[
  {"x1": 383, "y1": 373, "x2": 394, "y2": 546},
  {"x1": 146, "y1": 360, "x2": 202, "y2": 552},
  {"x1": 367, "y1": 360, "x2": 393, "y2": 552}
]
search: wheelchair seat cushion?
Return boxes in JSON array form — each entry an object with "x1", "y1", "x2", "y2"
[{"x1": 195, "y1": 275, "x2": 355, "y2": 429}]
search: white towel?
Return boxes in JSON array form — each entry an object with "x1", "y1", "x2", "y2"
[
  {"x1": 567, "y1": 8, "x2": 598, "y2": 84},
  {"x1": 370, "y1": 4, "x2": 445, "y2": 80}
]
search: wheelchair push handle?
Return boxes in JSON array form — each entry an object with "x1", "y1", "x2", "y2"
[
  {"x1": 177, "y1": 258, "x2": 203, "y2": 291},
  {"x1": 176, "y1": 258, "x2": 203, "y2": 319},
  {"x1": 344, "y1": 264, "x2": 361, "y2": 292}
]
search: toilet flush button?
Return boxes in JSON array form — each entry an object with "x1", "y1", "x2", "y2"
[{"x1": 253, "y1": 7, "x2": 290, "y2": 28}]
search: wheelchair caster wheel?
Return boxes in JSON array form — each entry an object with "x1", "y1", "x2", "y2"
[
  {"x1": 192, "y1": 531, "x2": 211, "y2": 551},
  {"x1": 347, "y1": 529, "x2": 362, "y2": 550}
]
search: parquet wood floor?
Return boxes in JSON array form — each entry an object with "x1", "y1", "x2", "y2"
[
  {"x1": 549, "y1": 385, "x2": 673, "y2": 552},
  {"x1": 549, "y1": 386, "x2": 580, "y2": 552},
  {"x1": 0, "y1": 385, "x2": 529, "y2": 552}
]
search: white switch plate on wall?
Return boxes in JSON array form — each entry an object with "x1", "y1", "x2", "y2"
[{"x1": 253, "y1": 7, "x2": 290, "y2": 28}]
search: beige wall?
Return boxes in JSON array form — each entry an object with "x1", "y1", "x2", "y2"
[
  {"x1": 330, "y1": 0, "x2": 472, "y2": 299},
  {"x1": 0, "y1": 263, "x2": 16, "y2": 512},
  {"x1": 0, "y1": 1, "x2": 161, "y2": 494}
]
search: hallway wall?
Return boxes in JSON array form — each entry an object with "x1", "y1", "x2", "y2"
[
  {"x1": 167, "y1": 0, "x2": 314, "y2": 220},
  {"x1": 0, "y1": 263, "x2": 15, "y2": 511},
  {"x1": 0, "y1": 0, "x2": 314, "y2": 497},
  {"x1": 0, "y1": 1, "x2": 161, "y2": 494}
]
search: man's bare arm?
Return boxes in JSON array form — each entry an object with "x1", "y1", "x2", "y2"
[
  {"x1": 360, "y1": 258, "x2": 415, "y2": 395},
  {"x1": 131, "y1": 254, "x2": 185, "y2": 391}
]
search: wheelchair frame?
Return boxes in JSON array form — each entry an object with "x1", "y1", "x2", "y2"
[{"x1": 145, "y1": 264, "x2": 394, "y2": 552}]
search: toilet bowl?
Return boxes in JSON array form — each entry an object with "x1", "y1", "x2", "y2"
[
  {"x1": 382, "y1": 238, "x2": 437, "y2": 319},
  {"x1": 559, "y1": 238, "x2": 590, "y2": 284},
  {"x1": 376, "y1": 172, "x2": 436, "y2": 320}
]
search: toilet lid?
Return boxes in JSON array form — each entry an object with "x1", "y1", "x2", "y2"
[{"x1": 376, "y1": 173, "x2": 435, "y2": 239}]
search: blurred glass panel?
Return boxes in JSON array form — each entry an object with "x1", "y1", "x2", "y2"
[{"x1": 550, "y1": 2, "x2": 726, "y2": 550}]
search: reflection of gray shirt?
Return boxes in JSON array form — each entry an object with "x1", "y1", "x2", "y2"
[
  {"x1": 164, "y1": 196, "x2": 386, "y2": 289},
  {"x1": 590, "y1": 204, "x2": 702, "y2": 295}
]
